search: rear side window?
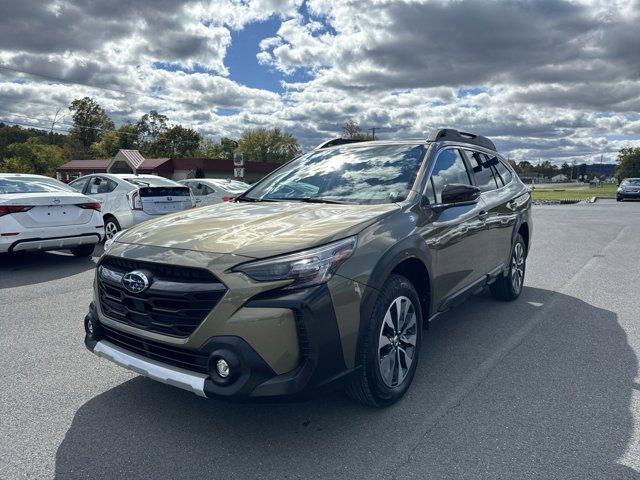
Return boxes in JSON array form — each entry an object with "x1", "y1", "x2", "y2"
[
  {"x1": 494, "y1": 159, "x2": 513, "y2": 185},
  {"x1": 69, "y1": 177, "x2": 89, "y2": 193},
  {"x1": 88, "y1": 177, "x2": 117, "y2": 194},
  {"x1": 467, "y1": 151, "x2": 498, "y2": 192},
  {"x1": 430, "y1": 149, "x2": 472, "y2": 203}
]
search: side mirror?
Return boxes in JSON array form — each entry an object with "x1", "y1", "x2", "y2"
[{"x1": 441, "y1": 184, "x2": 481, "y2": 206}]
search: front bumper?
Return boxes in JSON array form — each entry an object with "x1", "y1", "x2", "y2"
[
  {"x1": 93, "y1": 340, "x2": 209, "y2": 397},
  {"x1": 85, "y1": 282, "x2": 359, "y2": 400}
]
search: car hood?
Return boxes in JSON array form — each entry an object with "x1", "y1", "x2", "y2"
[{"x1": 116, "y1": 201, "x2": 400, "y2": 258}]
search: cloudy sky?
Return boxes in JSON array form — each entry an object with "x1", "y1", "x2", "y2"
[{"x1": 1, "y1": 0, "x2": 640, "y2": 164}]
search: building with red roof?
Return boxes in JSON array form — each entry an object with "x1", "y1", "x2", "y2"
[{"x1": 56, "y1": 150, "x2": 280, "y2": 183}]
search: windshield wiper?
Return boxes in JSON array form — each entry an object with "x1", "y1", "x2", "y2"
[
  {"x1": 234, "y1": 196, "x2": 278, "y2": 202},
  {"x1": 267, "y1": 197, "x2": 347, "y2": 204}
]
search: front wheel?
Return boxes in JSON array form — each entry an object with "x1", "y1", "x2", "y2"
[
  {"x1": 490, "y1": 233, "x2": 526, "y2": 301},
  {"x1": 346, "y1": 274, "x2": 422, "y2": 407}
]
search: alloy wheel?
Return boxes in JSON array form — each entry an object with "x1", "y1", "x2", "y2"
[
  {"x1": 105, "y1": 221, "x2": 119, "y2": 240},
  {"x1": 378, "y1": 296, "x2": 417, "y2": 388},
  {"x1": 511, "y1": 242, "x2": 525, "y2": 293}
]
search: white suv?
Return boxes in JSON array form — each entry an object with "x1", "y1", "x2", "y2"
[{"x1": 68, "y1": 174, "x2": 195, "y2": 239}]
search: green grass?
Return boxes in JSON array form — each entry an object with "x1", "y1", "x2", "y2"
[{"x1": 531, "y1": 183, "x2": 617, "y2": 201}]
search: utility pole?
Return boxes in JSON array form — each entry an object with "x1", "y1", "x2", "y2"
[
  {"x1": 368, "y1": 127, "x2": 376, "y2": 140},
  {"x1": 49, "y1": 107, "x2": 62, "y2": 144}
]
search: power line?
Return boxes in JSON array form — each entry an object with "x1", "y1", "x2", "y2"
[{"x1": 0, "y1": 64, "x2": 204, "y2": 108}]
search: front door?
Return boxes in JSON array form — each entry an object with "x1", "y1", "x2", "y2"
[{"x1": 421, "y1": 147, "x2": 489, "y2": 309}]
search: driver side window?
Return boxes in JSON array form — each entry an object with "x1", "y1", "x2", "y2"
[{"x1": 429, "y1": 149, "x2": 472, "y2": 203}]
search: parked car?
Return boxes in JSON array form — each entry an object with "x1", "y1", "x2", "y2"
[
  {"x1": 0, "y1": 177, "x2": 103, "y2": 256},
  {"x1": 178, "y1": 178, "x2": 251, "y2": 206},
  {"x1": 617, "y1": 178, "x2": 640, "y2": 201},
  {"x1": 68, "y1": 174, "x2": 195, "y2": 240},
  {"x1": 0, "y1": 173, "x2": 75, "y2": 192},
  {"x1": 84, "y1": 129, "x2": 532, "y2": 407}
]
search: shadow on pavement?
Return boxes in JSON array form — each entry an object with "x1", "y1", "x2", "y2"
[
  {"x1": 54, "y1": 287, "x2": 638, "y2": 479},
  {"x1": 0, "y1": 245, "x2": 102, "y2": 289}
]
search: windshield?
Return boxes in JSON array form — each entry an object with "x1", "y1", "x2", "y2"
[
  {"x1": 621, "y1": 178, "x2": 640, "y2": 186},
  {"x1": 123, "y1": 176, "x2": 178, "y2": 187},
  {"x1": 244, "y1": 143, "x2": 426, "y2": 204},
  {"x1": 223, "y1": 180, "x2": 250, "y2": 192},
  {"x1": 0, "y1": 179, "x2": 57, "y2": 194}
]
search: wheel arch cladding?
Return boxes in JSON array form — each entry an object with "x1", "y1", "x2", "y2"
[
  {"x1": 355, "y1": 235, "x2": 433, "y2": 364},
  {"x1": 517, "y1": 221, "x2": 530, "y2": 254}
]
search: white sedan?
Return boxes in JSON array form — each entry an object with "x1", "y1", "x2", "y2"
[
  {"x1": 0, "y1": 177, "x2": 103, "y2": 256},
  {"x1": 178, "y1": 178, "x2": 250, "y2": 206},
  {"x1": 68, "y1": 174, "x2": 195, "y2": 240}
]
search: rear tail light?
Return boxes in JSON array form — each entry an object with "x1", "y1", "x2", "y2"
[
  {"x1": 222, "y1": 195, "x2": 234, "y2": 202},
  {"x1": 0, "y1": 205, "x2": 33, "y2": 217},
  {"x1": 78, "y1": 202, "x2": 102, "y2": 211},
  {"x1": 127, "y1": 190, "x2": 143, "y2": 210}
]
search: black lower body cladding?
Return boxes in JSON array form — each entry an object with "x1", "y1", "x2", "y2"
[{"x1": 85, "y1": 283, "x2": 358, "y2": 400}]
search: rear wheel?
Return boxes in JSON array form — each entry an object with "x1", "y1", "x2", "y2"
[
  {"x1": 490, "y1": 233, "x2": 526, "y2": 301},
  {"x1": 104, "y1": 217, "x2": 120, "y2": 240},
  {"x1": 346, "y1": 274, "x2": 422, "y2": 407},
  {"x1": 69, "y1": 244, "x2": 95, "y2": 257}
]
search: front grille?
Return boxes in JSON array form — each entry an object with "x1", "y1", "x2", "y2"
[
  {"x1": 98, "y1": 256, "x2": 226, "y2": 337},
  {"x1": 101, "y1": 325, "x2": 209, "y2": 374}
]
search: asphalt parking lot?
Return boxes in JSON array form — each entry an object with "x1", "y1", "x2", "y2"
[{"x1": 1, "y1": 199, "x2": 639, "y2": 479}]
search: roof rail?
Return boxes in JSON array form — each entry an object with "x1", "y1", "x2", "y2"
[
  {"x1": 314, "y1": 138, "x2": 369, "y2": 150},
  {"x1": 427, "y1": 128, "x2": 496, "y2": 151}
]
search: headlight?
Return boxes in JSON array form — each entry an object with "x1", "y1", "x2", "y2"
[
  {"x1": 104, "y1": 231, "x2": 124, "y2": 253},
  {"x1": 233, "y1": 236, "x2": 357, "y2": 290}
]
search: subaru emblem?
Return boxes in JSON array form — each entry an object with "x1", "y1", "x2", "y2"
[
  {"x1": 53, "y1": 198, "x2": 61, "y2": 204},
  {"x1": 122, "y1": 270, "x2": 150, "y2": 294}
]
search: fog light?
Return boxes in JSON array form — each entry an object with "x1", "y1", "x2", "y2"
[
  {"x1": 86, "y1": 318, "x2": 95, "y2": 335},
  {"x1": 216, "y1": 358, "x2": 230, "y2": 378}
]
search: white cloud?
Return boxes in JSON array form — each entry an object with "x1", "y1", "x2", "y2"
[{"x1": 1, "y1": 0, "x2": 639, "y2": 164}]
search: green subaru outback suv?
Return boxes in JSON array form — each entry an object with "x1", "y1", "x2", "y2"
[{"x1": 84, "y1": 128, "x2": 532, "y2": 407}]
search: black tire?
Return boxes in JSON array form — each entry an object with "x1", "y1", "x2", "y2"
[
  {"x1": 69, "y1": 244, "x2": 95, "y2": 257},
  {"x1": 346, "y1": 274, "x2": 423, "y2": 407},
  {"x1": 617, "y1": 196, "x2": 622, "y2": 202},
  {"x1": 104, "y1": 216, "x2": 121, "y2": 241},
  {"x1": 490, "y1": 233, "x2": 526, "y2": 301}
]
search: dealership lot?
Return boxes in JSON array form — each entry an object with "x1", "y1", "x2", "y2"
[{"x1": 1, "y1": 200, "x2": 639, "y2": 479}]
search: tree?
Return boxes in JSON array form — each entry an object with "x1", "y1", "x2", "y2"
[
  {"x1": 616, "y1": 147, "x2": 640, "y2": 179},
  {"x1": 89, "y1": 123, "x2": 142, "y2": 158},
  {"x1": 236, "y1": 128, "x2": 301, "y2": 163},
  {"x1": 137, "y1": 110, "x2": 168, "y2": 144},
  {"x1": 197, "y1": 137, "x2": 238, "y2": 160},
  {"x1": 68, "y1": 97, "x2": 114, "y2": 151},
  {"x1": 342, "y1": 119, "x2": 373, "y2": 140},
  {"x1": 0, "y1": 138, "x2": 65, "y2": 176},
  {"x1": 153, "y1": 125, "x2": 201, "y2": 157}
]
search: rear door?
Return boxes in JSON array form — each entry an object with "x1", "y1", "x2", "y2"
[
  {"x1": 85, "y1": 176, "x2": 118, "y2": 207},
  {"x1": 138, "y1": 186, "x2": 193, "y2": 214},
  {"x1": 423, "y1": 147, "x2": 490, "y2": 307},
  {"x1": 465, "y1": 150, "x2": 517, "y2": 271}
]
